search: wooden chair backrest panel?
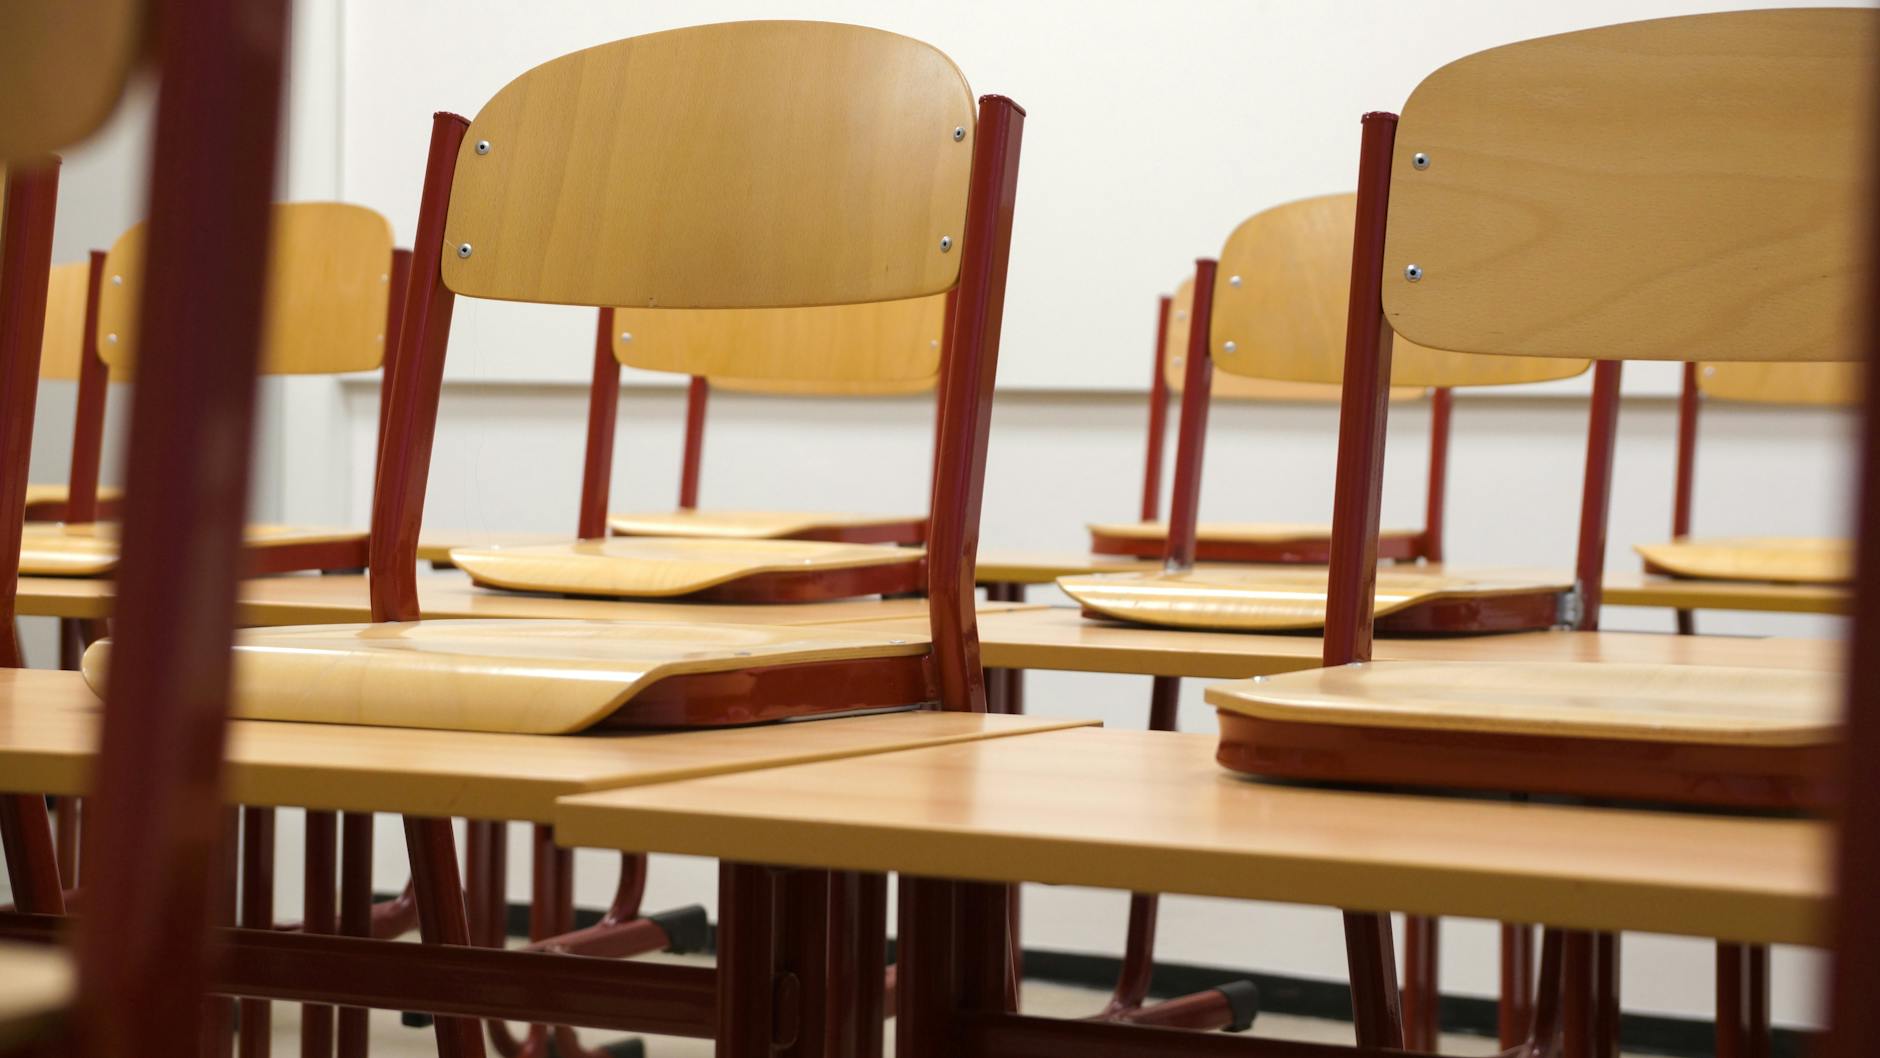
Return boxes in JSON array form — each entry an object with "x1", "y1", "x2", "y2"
[
  {"x1": 0, "y1": 0, "x2": 143, "y2": 162},
  {"x1": 98, "y1": 202, "x2": 395, "y2": 376},
  {"x1": 1381, "y1": 8, "x2": 1876, "y2": 363},
  {"x1": 39, "y1": 261, "x2": 94, "y2": 381},
  {"x1": 613, "y1": 293, "x2": 946, "y2": 389},
  {"x1": 1163, "y1": 275, "x2": 1424, "y2": 401},
  {"x1": 1211, "y1": 193, "x2": 1590, "y2": 387},
  {"x1": 1699, "y1": 361, "x2": 1861, "y2": 407},
  {"x1": 442, "y1": 21, "x2": 975, "y2": 310}
]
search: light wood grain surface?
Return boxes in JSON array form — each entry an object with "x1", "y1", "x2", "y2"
[
  {"x1": 1087, "y1": 521, "x2": 1419, "y2": 547},
  {"x1": 1207, "y1": 194, "x2": 1589, "y2": 388},
  {"x1": 1601, "y1": 569, "x2": 1847, "y2": 616},
  {"x1": 607, "y1": 510, "x2": 920, "y2": 540},
  {"x1": 0, "y1": 0, "x2": 141, "y2": 162},
  {"x1": 418, "y1": 530, "x2": 570, "y2": 563},
  {"x1": 1634, "y1": 537, "x2": 1848, "y2": 586},
  {"x1": 39, "y1": 260, "x2": 100, "y2": 381},
  {"x1": 1699, "y1": 361, "x2": 1861, "y2": 407},
  {"x1": 17, "y1": 523, "x2": 367, "y2": 577},
  {"x1": 0, "y1": 940, "x2": 70, "y2": 1049},
  {"x1": 449, "y1": 537, "x2": 922, "y2": 598},
  {"x1": 974, "y1": 549, "x2": 1156, "y2": 584},
  {"x1": 98, "y1": 203, "x2": 395, "y2": 376},
  {"x1": 442, "y1": 22, "x2": 973, "y2": 309},
  {"x1": 0, "y1": 667, "x2": 1089, "y2": 821},
  {"x1": 846, "y1": 606, "x2": 1840, "y2": 680},
  {"x1": 1383, "y1": 9, "x2": 1875, "y2": 363},
  {"x1": 1058, "y1": 566, "x2": 1570, "y2": 631},
  {"x1": 708, "y1": 374, "x2": 935, "y2": 397},
  {"x1": 555, "y1": 727, "x2": 1827, "y2": 945},
  {"x1": 613, "y1": 295, "x2": 945, "y2": 386},
  {"x1": 23, "y1": 484, "x2": 122, "y2": 511},
  {"x1": 13, "y1": 572, "x2": 1042, "y2": 626},
  {"x1": 83, "y1": 620, "x2": 931, "y2": 734},
  {"x1": 1209, "y1": 660, "x2": 1837, "y2": 746}
]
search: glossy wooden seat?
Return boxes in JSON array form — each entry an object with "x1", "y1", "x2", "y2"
[
  {"x1": 1087, "y1": 519, "x2": 1423, "y2": 563},
  {"x1": 606, "y1": 509, "x2": 925, "y2": 544},
  {"x1": 0, "y1": 940, "x2": 72, "y2": 1049},
  {"x1": 81, "y1": 619, "x2": 932, "y2": 734},
  {"x1": 1061, "y1": 567, "x2": 1572, "y2": 633},
  {"x1": 448, "y1": 537, "x2": 924, "y2": 601},
  {"x1": 22, "y1": 482, "x2": 121, "y2": 520},
  {"x1": 1635, "y1": 536, "x2": 1847, "y2": 585},
  {"x1": 18, "y1": 521, "x2": 367, "y2": 577},
  {"x1": 1208, "y1": 661, "x2": 1839, "y2": 809}
]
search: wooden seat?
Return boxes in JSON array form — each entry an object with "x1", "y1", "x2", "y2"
[
  {"x1": 18, "y1": 521, "x2": 368, "y2": 577},
  {"x1": 0, "y1": 940, "x2": 73, "y2": 1049},
  {"x1": 607, "y1": 508, "x2": 926, "y2": 544},
  {"x1": 448, "y1": 537, "x2": 924, "y2": 601},
  {"x1": 1087, "y1": 519, "x2": 1423, "y2": 563},
  {"x1": 22, "y1": 482, "x2": 121, "y2": 520},
  {"x1": 1635, "y1": 536, "x2": 1847, "y2": 585},
  {"x1": 82, "y1": 619, "x2": 932, "y2": 734},
  {"x1": 1060, "y1": 566, "x2": 1571, "y2": 633},
  {"x1": 1208, "y1": 661, "x2": 1838, "y2": 810}
]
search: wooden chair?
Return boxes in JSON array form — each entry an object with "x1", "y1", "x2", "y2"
[
  {"x1": 0, "y1": 4, "x2": 291, "y2": 1058},
  {"x1": 596, "y1": 297, "x2": 945, "y2": 546},
  {"x1": 1060, "y1": 192, "x2": 1590, "y2": 635},
  {"x1": 16, "y1": 202, "x2": 402, "y2": 581},
  {"x1": 448, "y1": 294, "x2": 951, "y2": 600},
  {"x1": 1205, "y1": 9, "x2": 1871, "y2": 1055},
  {"x1": 23, "y1": 258, "x2": 121, "y2": 523},
  {"x1": 1091, "y1": 275, "x2": 1438, "y2": 564},
  {"x1": 1639, "y1": 359, "x2": 1861, "y2": 632}
]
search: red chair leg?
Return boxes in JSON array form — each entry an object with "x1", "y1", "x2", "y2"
[
  {"x1": 302, "y1": 810, "x2": 337, "y2": 1058},
  {"x1": 1562, "y1": 932, "x2": 1595, "y2": 1058},
  {"x1": 403, "y1": 816, "x2": 486, "y2": 1058},
  {"x1": 1403, "y1": 914, "x2": 1442, "y2": 1051},
  {"x1": 1500, "y1": 923, "x2": 1536, "y2": 1049},
  {"x1": 239, "y1": 807, "x2": 277, "y2": 1058},
  {"x1": 204, "y1": 809, "x2": 240, "y2": 1058},
  {"x1": 1594, "y1": 934, "x2": 1620, "y2": 1058},
  {"x1": 1344, "y1": 910, "x2": 1405, "y2": 1048},
  {"x1": 337, "y1": 814, "x2": 373, "y2": 1058},
  {"x1": 828, "y1": 871, "x2": 888, "y2": 1058}
]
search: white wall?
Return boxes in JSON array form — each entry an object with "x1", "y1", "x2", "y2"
[{"x1": 24, "y1": 0, "x2": 1862, "y2": 1034}]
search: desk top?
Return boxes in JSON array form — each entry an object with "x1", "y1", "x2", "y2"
[
  {"x1": 1601, "y1": 569, "x2": 1847, "y2": 616},
  {"x1": 556, "y1": 727, "x2": 1827, "y2": 945},
  {"x1": 0, "y1": 669, "x2": 1091, "y2": 822},
  {"x1": 877, "y1": 607, "x2": 1838, "y2": 680},
  {"x1": 0, "y1": 941, "x2": 70, "y2": 1049},
  {"x1": 15, "y1": 573, "x2": 1043, "y2": 628}
]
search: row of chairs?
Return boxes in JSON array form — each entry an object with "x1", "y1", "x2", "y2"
[{"x1": 0, "y1": 5, "x2": 1875, "y2": 1058}]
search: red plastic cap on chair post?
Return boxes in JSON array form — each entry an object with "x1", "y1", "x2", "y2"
[
  {"x1": 369, "y1": 112, "x2": 469, "y2": 623},
  {"x1": 926, "y1": 94, "x2": 1025, "y2": 715},
  {"x1": 1162, "y1": 259, "x2": 1217, "y2": 572},
  {"x1": 1322, "y1": 111, "x2": 1401, "y2": 669}
]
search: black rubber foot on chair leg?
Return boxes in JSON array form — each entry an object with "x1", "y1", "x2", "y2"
[
  {"x1": 650, "y1": 904, "x2": 710, "y2": 954},
  {"x1": 400, "y1": 1012, "x2": 434, "y2": 1029},
  {"x1": 1216, "y1": 980, "x2": 1259, "y2": 1033}
]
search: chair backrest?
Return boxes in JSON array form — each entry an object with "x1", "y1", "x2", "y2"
[
  {"x1": 0, "y1": 0, "x2": 142, "y2": 163},
  {"x1": 613, "y1": 295, "x2": 947, "y2": 393},
  {"x1": 1212, "y1": 194, "x2": 1590, "y2": 387},
  {"x1": 375, "y1": 21, "x2": 1024, "y2": 714},
  {"x1": 39, "y1": 261, "x2": 112, "y2": 381},
  {"x1": 1381, "y1": 10, "x2": 1872, "y2": 365},
  {"x1": 1167, "y1": 276, "x2": 1425, "y2": 401},
  {"x1": 98, "y1": 202, "x2": 395, "y2": 376},
  {"x1": 1319, "y1": 8, "x2": 1876, "y2": 667},
  {"x1": 1698, "y1": 361, "x2": 1862, "y2": 407}
]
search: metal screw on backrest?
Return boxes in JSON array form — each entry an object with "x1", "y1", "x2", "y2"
[
  {"x1": 940, "y1": 236, "x2": 953, "y2": 252},
  {"x1": 475, "y1": 140, "x2": 491, "y2": 155},
  {"x1": 105, "y1": 334, "x2": 118, "y2": 344},
  {"x1": 111, "y1": 275, "x2": 123, "y2": 286},
  {"x1": 929, "y1": 339, "x2": 939, "y2": 349},
  {"x1": 1222, "y1": 341, "x2": 1237, "y2": 354},
  {"x1": 457, "y1": 243, "x2": 473, "y2": 259},
  {"x1": 1229, "y1": 275, "x2": 1242, "y2": 287},
  {"x1": 1404, "y1": 264, "x2": 1423, "y2": 282},
  {"x1": 620, "y1": 332, "x2": 633, "y2": 343},
  {"x1": 1412, "y1": 152, "x2": 1430, "y2": 170},
  {"x1": 953, "y1": 126, "x2": 965, "y2": 142}
]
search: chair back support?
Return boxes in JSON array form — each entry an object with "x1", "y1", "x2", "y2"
[
  {"x1": 1171, "y1": 275, "x2": 1425, "y2": 402},
  {"x1": 1212, "y1": 194, "x2": 1589, "y2": 387},
  {"x1": 440, "y1": 21, "x2": 975, "y2": 310},
  {"x1": 375, "y1": 22, "x2": 1024, "y2": 719},
  {"x1": 0, "y1": 0, "x2": 142, "y2": 162},
  {"x1": 1381, "y1": 9, "x2": 1876, "y2": 363},
  {"x1": 612, "y1": 294, "x2": 947, "y2": 390},
  {"x1": 98, "y1": 202, "x2": 395, "y2": 376},
  {"x1": 39, "y1": 261, "x2": 107, "y2": 381},
  {"x1": 1699, "y1": 361, "x2": 1862, "y2": 407}
]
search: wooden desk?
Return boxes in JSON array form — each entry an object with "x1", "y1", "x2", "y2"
[
  {"x1": 15, "y1": 573, "x2": 1044, "y2": 628},
  {"x1": 855, "y1": 607, "x2": 1838, "y2": 680},
  {"x1": 557, "y1": 727, "x2": 1826, "y2": 945},
  {"x1": 974, "y1": 549, "x2": 1155, "y2": 585},
  {"x1": 0, "y1": 940, "x2": 70, "y2": 1049},
  {"x1": 1602, "y1": 569, "x2": 1847, "y2": 616},
  {"x1": 0, "y1": 669, "x2": 1091, "y2": 822}
]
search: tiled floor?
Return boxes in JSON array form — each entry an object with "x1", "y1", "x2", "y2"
[{"x1": 260, "y1": 953, "x2": 1521, "y2": 1058}]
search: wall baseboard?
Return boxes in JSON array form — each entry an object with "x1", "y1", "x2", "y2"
[{"x1": 459, "y1": 895, "x2": 1806, "y2": 1057}]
